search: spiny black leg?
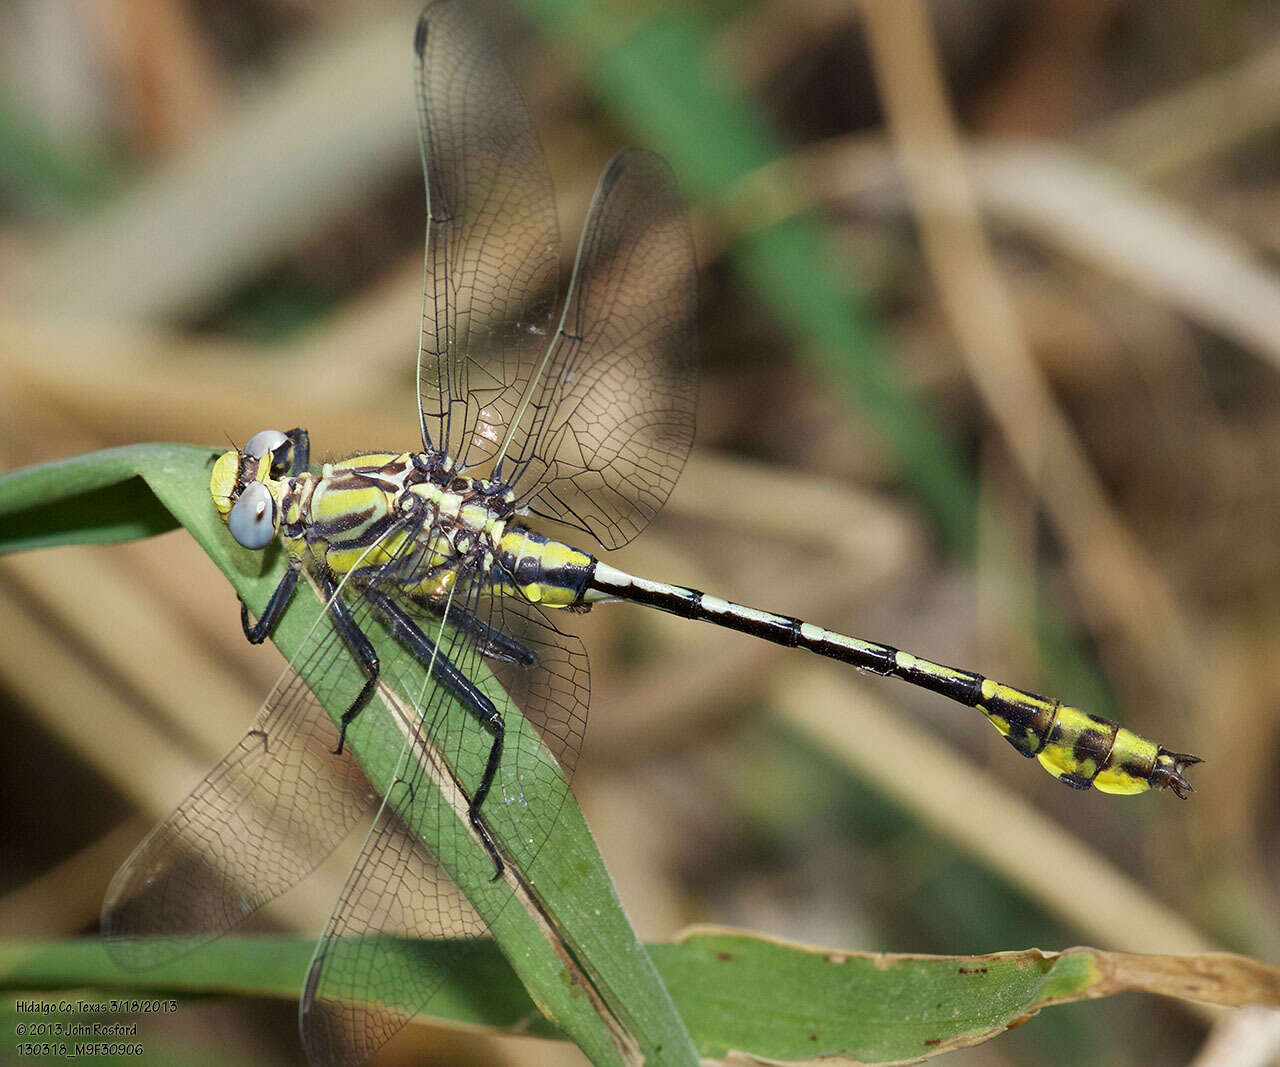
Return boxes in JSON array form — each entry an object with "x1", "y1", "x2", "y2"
[
  {"x1": 241, "y1": 563, "x2": 300, "y2": 644},
  {"x1": 365, "y1": 588, "x2": 508, "y2": 878},
  {"x1": 320, "y1": 573, "x2": 380, "y2": 756},
  {"x1": 409, "y1": 594, "x2": 536, "y2": 665},
  {"x1": 468, "y1": 705, "x2": 505, "y2": 881}
]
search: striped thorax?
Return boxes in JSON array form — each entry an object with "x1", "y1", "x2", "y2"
[{"x1": 210, "y1": 436, "x2": 596, "y2": 608}]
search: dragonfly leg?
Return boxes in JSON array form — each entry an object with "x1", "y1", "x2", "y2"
[
  {"x1": 241, "y1": 562, "x2": 300, "y2": 644},
  {"x1": 365, "y1": 589, "x2": 507, "y2": 879},
  {"x1": 408, "y1": 594, "x2": 536, "y2": 665},
  {"x1": 319, "y1": 573, "x2": 380, "y2": 757},
  {"x1": 467, "y1": 704, "x2": 506, "y2": 882}
]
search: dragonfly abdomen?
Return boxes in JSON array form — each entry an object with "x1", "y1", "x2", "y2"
[
  {"x1": 493, "y1": 528, "x2": 596, "y2": 607},
  {"x1": 587, "y1": 562, "x2": 1198, "y2": 797}
]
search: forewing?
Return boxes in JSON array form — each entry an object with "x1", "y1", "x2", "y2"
[
  {"x1": 300, "y1": 579, "x2": 588, "y2": 1066},
  {"x1": 505, "y1": 148, "x2": 698, "y2": 550},
  {"x1": 101, "y1": 599, "x2": 376, "y2": 970},
  {"x1": 414, "y1": 0, "x2": 559, "y2": 470}
]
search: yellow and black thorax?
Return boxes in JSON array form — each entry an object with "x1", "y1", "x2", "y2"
[{"x1": 211, "y1": 447, "x2": 597, "y2": 609}]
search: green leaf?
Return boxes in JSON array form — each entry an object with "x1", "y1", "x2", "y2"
[
  {"x1": 0, "y1": 447, "x2": 696, "y2": 1066},
  {"x1": 0, "y1": 444, "x2": 193, "y2": 553},
  {"x1": 648, "y1": 931, "x2": 1280, "y2": 1061},
  {"x1": 6, "y1": 932, "x2": 1278, "y2": 1062},
  {"x1": 0, "y1": 937, "x2": 554, "y2": 1036}
]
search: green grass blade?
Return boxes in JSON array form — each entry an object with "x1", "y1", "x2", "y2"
[
  {"x1": 7, "y1": 932, "x2": 1277, "y2": 1062},
  {"x1": 0, "y1": 445, "x2": 190, "y2": 553},
  {"x1": 653, "y1": 930, "x2": 1280, "y2": 1060}
]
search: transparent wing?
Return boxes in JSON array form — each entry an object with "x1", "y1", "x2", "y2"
[
  {"x1": 503, "y1": 148, "x2": 699, "y2": 550},
  {"x1": 100, "y1": 587, "x2": 379, "y2": 970},
  {"x1": 300, "y1": 575, "x2": 589, "y2": 1067},
  {"x1": 301, "y1": 823, "x2": 479, "y2": 1067},
  {"x1": 414, "y1": 0, "x2": 559, "y2": 470}
]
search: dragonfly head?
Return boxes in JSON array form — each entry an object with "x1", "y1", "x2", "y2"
[{"x1": 210, "y1": 429, "x2": 292, "y2": 551}]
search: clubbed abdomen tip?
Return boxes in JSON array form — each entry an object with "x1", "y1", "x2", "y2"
[{"x1": 1152, "y1": 750, "x2": 1203, "y2": 799}]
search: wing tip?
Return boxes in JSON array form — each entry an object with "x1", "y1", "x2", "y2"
[{"x1": 413, "y1": 7, "x2": 431, "y2": 57}]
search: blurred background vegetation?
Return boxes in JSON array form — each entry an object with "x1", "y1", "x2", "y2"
[{"x1": 3, "y1": 0, "x2": 1280, "y2": 1063}]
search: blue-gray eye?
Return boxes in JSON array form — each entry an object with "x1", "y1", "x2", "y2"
[
  {"x1": 228, "y1": 481, "x2": 276, "y2": 550},
  {"x1": 244, "y1": 429, "x2": 288, "y2": 460}
]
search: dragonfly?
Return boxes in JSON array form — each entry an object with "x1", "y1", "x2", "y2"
[{"x1": 101, "y1": 1, "x2": 1200, "y2": 1064}]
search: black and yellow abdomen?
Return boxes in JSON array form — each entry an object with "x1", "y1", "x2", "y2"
[
  {"x1": 494, "y1": 528, "x2": 595, "y2": 608},
  {"x1": 586, "y1": 562, "x2": 1199, "y2": 797},
  {"x1": 971, "y1": 676, "x2": 1187, "y2": 795}
]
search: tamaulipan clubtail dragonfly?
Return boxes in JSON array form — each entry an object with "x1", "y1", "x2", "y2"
[{"x1": 101, "y1": 2, "x2": 1200, "y2": 1064}]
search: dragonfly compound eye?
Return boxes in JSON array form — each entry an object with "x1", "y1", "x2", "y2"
[
  {"x1": 244, "y1": 429, "x2": 288, "y2": 459},
  {"x1": 244, "y1": 428, "x2": 296, "y2": 478},
  {"x1": 228, "y1": 480, "x2": 278, "y2": 550}
]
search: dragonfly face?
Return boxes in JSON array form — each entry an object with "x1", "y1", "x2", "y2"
[
  {"x1": 210, "y1": 454, "x2": 275, "y2": 550},
  {"x1": 209, "y1": 428, "x2": 305, "y2": 551}
]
